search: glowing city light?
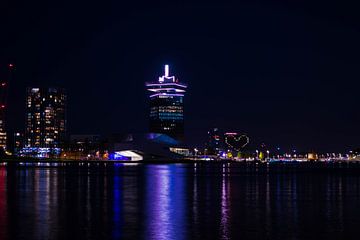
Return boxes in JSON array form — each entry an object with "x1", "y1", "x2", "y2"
[
  {"x1": 145, "y1": 83, "x2": 187, "y2": 88},
  {"x1": 147, "y1": 87, "x2": 186, "y2": 93},
  {"x1": 149, "y1": 93, "x2": 185, "y2": 98},
  {"x1": 224, "y1": 133, "x2": 249, "y2": 151},
  {"x1": 156, "y1": 64, "x2": 179, "y2": 83}
]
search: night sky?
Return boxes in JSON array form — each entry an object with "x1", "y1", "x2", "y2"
[{"x1": 1, "y1": 0, "x2": 359, "y2": 152}]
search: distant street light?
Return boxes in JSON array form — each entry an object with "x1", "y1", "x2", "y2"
[{"x1": 194, "y1": 148, "x2": 199, "y2": 156}]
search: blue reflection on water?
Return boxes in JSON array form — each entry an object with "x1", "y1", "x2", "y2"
[{"x1": 112, "y1": 174, "x2": 122, "y2": 239}]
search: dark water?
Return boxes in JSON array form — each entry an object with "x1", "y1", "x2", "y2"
[{"x1": 0, "y1": 163, "x2": 360, "y2": 240}]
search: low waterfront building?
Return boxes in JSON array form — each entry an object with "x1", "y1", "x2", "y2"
[
  {"x1": 60, "y1": 134, "x2": 106, "y2": 160},
  {"x1": 107, "y1": 133, "x2": 186, "y2": 160},
  {"x1": 169, "y1": 147, "x2": 191, "y2": 156},
  {"x1": 307, "y1": 152, "x2": 319, "y2": 161}
]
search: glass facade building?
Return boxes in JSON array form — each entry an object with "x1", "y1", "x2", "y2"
[
  {"x1": 146, "y1": 65, "x2": 187, "y2": 141},
  {"x1": 25, "y1": 87, "x2": 66, "y2": 149}
]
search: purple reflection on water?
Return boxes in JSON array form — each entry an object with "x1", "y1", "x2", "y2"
[
  {"x1": 144, "y1": 165, "x2": 186, "y2": 240},
  {"x1": 145, "y1": 165, "x2": 171, "y2": 240}
]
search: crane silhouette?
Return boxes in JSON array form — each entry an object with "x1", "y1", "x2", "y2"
[{"x1": 0, "y1": 63, "x2": 14, "y2": 150}]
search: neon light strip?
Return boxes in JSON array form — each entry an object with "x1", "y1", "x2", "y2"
[
  {"x1": 150, "y1": 93, "x2": 184, "y2": 98},
  {"x1": 147, "y1": 88, "x2": 186, "y2": 92},
  {"x1": 146, "y1": 83, "x2": 187, "y2": 88},
  {"x1": 159, "y1": 76, "x2": 175, "y2": 82},
  {"x1": 224, "y1": 134, "x2": 249, "y2": 150}
]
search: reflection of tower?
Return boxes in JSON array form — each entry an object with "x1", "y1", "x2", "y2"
[
  {"x1": 145, "y1": 165, "x2": 186, "y2": 239},
  {"x1": 0, "y1": 64, "x2": 14, "y2": 150},
  {"x1": 146, "y1": 65, "x2": 187, "y2": 142}
]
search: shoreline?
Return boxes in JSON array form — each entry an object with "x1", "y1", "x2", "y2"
[{"x1": 1, "y1": 158, "x2": 360, "y2": 172}]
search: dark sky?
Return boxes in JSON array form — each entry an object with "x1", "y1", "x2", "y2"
[{"x1": 1, "y1": 0, "x2": 360, "y2": 152}]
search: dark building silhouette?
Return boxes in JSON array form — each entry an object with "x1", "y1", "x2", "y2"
[
  {"x1": 146, "y1": 65, "x2": 187, "y2": 142},
  {"x1": 206, "y1": 128, "x2": 221, "y2": 155},
  {"x1": 0, "y1": 64, "x2": 14, "y2": 150},
  {"x1": 25, "y1": 87, "x2": 66, "y2": 149},
  {"x1": 13, "y1": 132, "x2": 24, "y2": 154}
]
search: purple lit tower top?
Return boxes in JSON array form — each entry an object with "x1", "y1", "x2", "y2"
[{"x1": 146, "y1": 65, "x2": 187, "y2": 142}]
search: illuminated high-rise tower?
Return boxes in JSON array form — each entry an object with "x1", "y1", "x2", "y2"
[
  {"x1": 146, "y1": 65, "x2": 187, "y2": 142},
  {"x1": 25, "y1": 87, "x2": 66, "y2": 149}
]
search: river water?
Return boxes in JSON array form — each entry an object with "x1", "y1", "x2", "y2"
[{"x1": 0, "y1": 163, "x2": 359, "y2": 239}]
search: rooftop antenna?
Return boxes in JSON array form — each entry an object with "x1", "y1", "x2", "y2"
[{"x1": 165, "y1": 64, "x2": 169, "y2": 77}]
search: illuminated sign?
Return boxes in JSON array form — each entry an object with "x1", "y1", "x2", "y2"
[{"x1": 224, "y1": 133, "x2": 249, "y2": 151}]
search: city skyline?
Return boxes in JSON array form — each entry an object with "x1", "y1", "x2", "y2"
[
  {"x1": 5, "y1": 64, "x2": 358, "y2": 161},
  {"x1": 1, "y1": 2, "x2": 360, "y2": 239},
  {"x1": 1, "y1": 1, "x2": 360, "y2": 152},
  {"x1": 0, "y1": 60, "x2": 358, "y2": 154}
]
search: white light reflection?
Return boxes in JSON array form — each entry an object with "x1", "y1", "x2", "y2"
[
  {"x1": 220, "y1": 163, "x2": 231, "y2": 240},
  {"x1": 193, "y1": 163, "x2": 198, "y2": 227}
]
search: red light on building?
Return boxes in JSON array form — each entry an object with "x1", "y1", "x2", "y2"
[{"x1": 8, "y1": 64, "x2": 14, "y2": 68}]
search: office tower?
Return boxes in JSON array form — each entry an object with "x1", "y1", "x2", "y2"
[
  {"x1": 146, "y1": 65, "x2": 187, "y2": 142},
  {"x1": 25, "y1": 87, "x2": 66, "y2": 149},
  {"x1": 206, "y1": 128, "x2": 221, "y2": 155}
]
